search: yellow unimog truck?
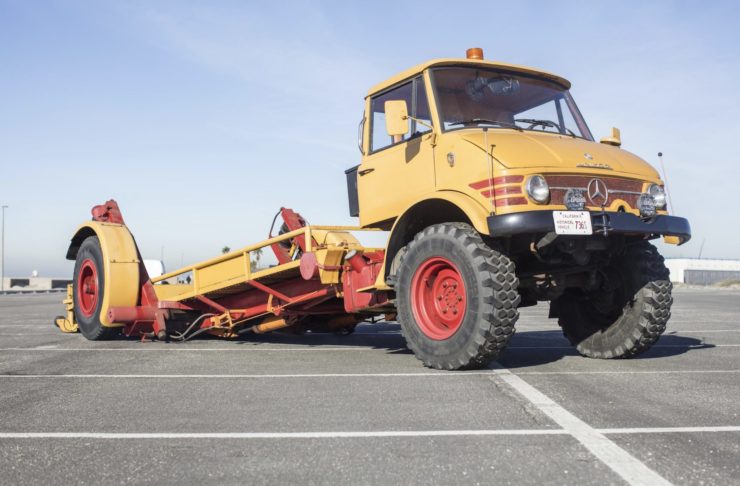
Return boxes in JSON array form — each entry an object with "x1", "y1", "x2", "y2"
[{"x1": 58, "y1": 48, "x2": 690, "y2": 370}]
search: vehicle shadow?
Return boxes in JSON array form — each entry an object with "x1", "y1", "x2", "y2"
[
  {"x1": 498, "y1": 330, "x2": 715, "y2": 369},
  {"x1": 227, "y1": 323, "x2": 715, "y2": 366},
  {"x1": 232, "y1": 321, "x2": 413, "y2": 355}
]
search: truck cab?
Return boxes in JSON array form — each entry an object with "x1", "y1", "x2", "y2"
[
  {"x1": 354, "y1": 48, "x2": 687, "y2": 228},
  {"x1": 348, "y1": 48, "x2": 690, "y2": 369}
]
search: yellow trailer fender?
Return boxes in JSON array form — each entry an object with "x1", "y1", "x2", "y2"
[{"x1": 66, "y1": 222, "x2": 140, "y2": 327}]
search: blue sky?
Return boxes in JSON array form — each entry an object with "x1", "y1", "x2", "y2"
[{"x1": 1, "y1": 1, "x2": 739, "y2": 276}]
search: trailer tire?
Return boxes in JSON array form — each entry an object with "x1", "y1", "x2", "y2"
[
  {"x1": 553, "y1": 241, "x2": 671, "y2": 359},
  {"x1": 73, "y1": 236, "x2": 119, "y2": 340},
  {"x1": 396, "y1": 223, "x2": 520, "y2": 370}
]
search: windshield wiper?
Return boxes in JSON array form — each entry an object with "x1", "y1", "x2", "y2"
[
  {"x1": 515, "y1": 118, "x2": 577, "y2": 138},
  {"x1": 448, "y1": 118, "x2": 523, "y2": 131}
]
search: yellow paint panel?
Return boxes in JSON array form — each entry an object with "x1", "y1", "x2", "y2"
[
  {"x1": 315, "y1": 248, "x2": 344, "y2": 284},
  {"x1": 196, "y1": 256, "x2": 247, "y2": 294},
  {"x1": 153, "y1": 283, "x2": 194, "y2": 301},
  {"x1": 313, "y1": 230, "x2": 362, "y2": 247},
  {"x1": 663, "y1": 235, "x2": 681, "y2": 245}
]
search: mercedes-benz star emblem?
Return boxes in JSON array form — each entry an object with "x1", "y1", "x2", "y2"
[{"x1": 587, "y1": 178, "x2": 609, "y2": 206}]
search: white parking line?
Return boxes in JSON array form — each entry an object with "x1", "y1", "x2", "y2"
[
  {"x1": 0, "y1": 430, "x2": 566, "y2": 439},
  {"x1": 514, "y1": 369, "x2": 740, "y2": 375},
  {"x1": 0, "y1": 333, "x2": 76, "y2": 336},
  {"x1": 0, "y1": 372, "x2": 498, "y2": 379},
  {"x1": 508, "y1": 344, "x2": 739, "y2": 349},
  {"x1": 600, "y1": 426, "x2": 740, "y2": 434},
  {"x1": 0, "y1": 344, "x2": 737, "y2": 352},
  {"x1": 667, "y1": 330, "x2": 740, "y2": 333},
  {"x1": 1, "y1": 426, "x2": 737, "y2": 440},
  {"x1": 668, "y1": 320, "x2": 739, "y2": 324},
  {"x1": 2, "y1": 329, "x2": 737, "y2": 337},
  {"x1": 492, "y1": 367, "x2": 671, "y2": 486},
  {"x1": 0, "y1": 369, "x2": 738, "y2": 379},
  {"x1": 0, "y1": 347, "x2": 391, "y2": 352}
]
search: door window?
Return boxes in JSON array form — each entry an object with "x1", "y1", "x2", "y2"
[
  {"x1": 411, "y1": 77, "x2": 432, "y2": 137},
  {"x1": 370, "y1": 76, "x2": 432, "y2": 153},
  {"x1": 370, "y1": 82, "x2": 413, "y2": 152}
]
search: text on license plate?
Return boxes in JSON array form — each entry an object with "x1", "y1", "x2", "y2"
[{"x1": 553, "y1": 211, "x2": 593, "y2": 235}]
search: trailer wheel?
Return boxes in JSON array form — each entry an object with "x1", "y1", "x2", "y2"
[
  {"x1": 553, "y1": 241, "x2": 672, "y2": 358},
  {"x1": 73, "y1": 236, "x2": 119, "y2": 340},
  {"x1": 396, "y1": 223, "x2": 520, "y2": 370}
]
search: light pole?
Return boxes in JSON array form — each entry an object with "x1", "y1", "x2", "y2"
[{"x1": 1, "y1": 206, "x2": 7, "y2": 292}]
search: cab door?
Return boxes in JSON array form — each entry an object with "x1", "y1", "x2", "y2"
[{"x1": 358, "y1": 76, "x2": 435, "y2": 228}]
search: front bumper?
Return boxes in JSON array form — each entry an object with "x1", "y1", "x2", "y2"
[{"x1": 487, "y1": 210, "x2": 691, "y2": 244}]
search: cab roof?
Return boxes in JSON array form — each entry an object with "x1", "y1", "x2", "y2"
[{"x1": 367, "y1": 58, "x2": 571, "y2": 97}]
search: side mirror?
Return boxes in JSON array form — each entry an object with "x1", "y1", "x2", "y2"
[
  {"x1": 600, "y1": 127, "x2": 622, "y2": 147},
  {"x1": 384, "y1": 100, "x2": 409, "y2": 137}
]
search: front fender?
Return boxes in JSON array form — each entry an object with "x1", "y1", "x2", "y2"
[
  {"x1": 415, "y1": 191, "x2": 491, "y2": 235},
  {"x1": 67, "y1": 222, "x2": 140, "y2": 326},
  {"x1": 373, "y1": 191, "x2": 491, "y2": 289}
]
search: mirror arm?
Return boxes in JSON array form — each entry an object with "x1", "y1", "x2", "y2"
[
  {"x1": 403, "y1": 115, "x2": 437, "y2": 146},
  {"x1": 403, "y1": 115, "x2": 434, "y2": 131}
]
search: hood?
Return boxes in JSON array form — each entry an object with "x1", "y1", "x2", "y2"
[{"x1": 461, "y1": 130, "x2": 660, "y2": 179}]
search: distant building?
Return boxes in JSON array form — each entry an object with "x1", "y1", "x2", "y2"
[
  {"x1": 664, "y1": 259, "x2": 740, "y2": 285},
  {"x1": 2, "y1": 277, "x2": 71, "y2": 291}
]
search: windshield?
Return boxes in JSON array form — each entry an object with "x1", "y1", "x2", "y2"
[{"x1": 431, "y1": 67, "x2": 593, "y2": 140}]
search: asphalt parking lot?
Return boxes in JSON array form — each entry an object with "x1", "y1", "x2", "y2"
[{"x1": 0, "y1": 289, "x2": 738, "y2": 485}]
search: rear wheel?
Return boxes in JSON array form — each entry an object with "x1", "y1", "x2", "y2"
[
  {"x1": 73, "y1": 236, "x2": 119, "y2": 340},
  {"x1": 396, "y1": 223, "x2": 520, "y2": 370},
  {"x1": 552, "y1": 241, "x2": 672, "y2": 358}
]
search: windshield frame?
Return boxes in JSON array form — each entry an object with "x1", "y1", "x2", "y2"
[{"x1": 428, "y1": 65, "x2": 594, "y2": 141}]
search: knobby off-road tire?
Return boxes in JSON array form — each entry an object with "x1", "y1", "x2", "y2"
[
  {"x1": 73, "y1": 236, "x2": 119, "y2": 340},
  {"x1": 396, "y1": 223, "x2": 520, "y2": 370},
  {"x1": 554, "y1": 241, "x2": 672, "y2": 359}
]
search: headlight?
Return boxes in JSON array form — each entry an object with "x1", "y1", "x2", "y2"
[
  {"x1": 526, "y1": 175, "x2": 550, "y2": 204},
  {"x1": 647, "y1": 184, "x2": 667, "y2": 209}
]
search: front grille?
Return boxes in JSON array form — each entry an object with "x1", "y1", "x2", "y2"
[{"x1": 544, "y1": 174, "x2": 644, "y2": 208}]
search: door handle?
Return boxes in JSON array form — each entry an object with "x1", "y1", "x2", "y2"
[{"x1": 358, "y1": 168, "x2": 375, "y2": 176}]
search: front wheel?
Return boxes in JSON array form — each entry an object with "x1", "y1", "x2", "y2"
[
  {"x1": 396, "y1": 223, "x2": 520, "y2": 370},
  {"x1": 552, "y1": 241, "x2": 672, "y2": 358}
]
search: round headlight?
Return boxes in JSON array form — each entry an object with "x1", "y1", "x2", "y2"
[
  {"x1": 647, "y1": 184, "x2": 667, "y2": 209},
  {"x1": 526, "y1": 175, "x2": 550, "y2": 204}
]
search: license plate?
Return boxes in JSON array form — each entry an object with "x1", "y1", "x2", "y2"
[{"x1": 553, "y1": 211, "x2": 593, "y2": 235}]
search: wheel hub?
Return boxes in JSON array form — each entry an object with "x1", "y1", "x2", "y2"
[
  {"x1": 77, "y1": 259, "x2": 99, "y2": 317},
  {"x1": 411, "y1": 257, "x2": 467, "y2": 340}
]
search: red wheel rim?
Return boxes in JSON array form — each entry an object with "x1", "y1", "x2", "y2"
[
  {"x1": 77, "y1": 259, "x2": 99, "y2": 317},
  {"x1": 410, "y1": 257, "x2": 467, "y2": 340}
]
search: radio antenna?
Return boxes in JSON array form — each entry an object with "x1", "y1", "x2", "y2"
[{"x1": 657, "y1": 152, "x2": 675, "y2": 214}]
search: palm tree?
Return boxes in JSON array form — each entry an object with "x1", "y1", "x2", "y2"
[{"x1": 252, "y1": 248, "x2": 263, "y2": 269}]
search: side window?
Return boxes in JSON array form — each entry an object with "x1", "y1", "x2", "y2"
[
  {"x1": 370, "y1": 82, "x2": 413, "y2": 152},
  {"x1": 411, "y1": 77, "x2": 432, "y2": 137}
]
